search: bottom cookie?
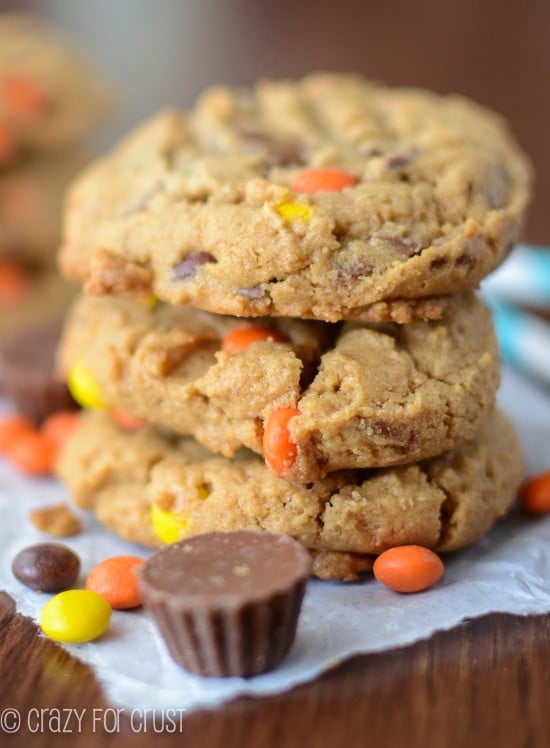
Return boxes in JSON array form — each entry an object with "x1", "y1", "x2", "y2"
[{"x1": 56, "y1": 410, "x2": 523, "y2": 580}]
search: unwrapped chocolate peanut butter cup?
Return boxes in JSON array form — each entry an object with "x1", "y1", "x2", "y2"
[{"x1": 137, "y1": 531, "x2": 311, "y2": 677}]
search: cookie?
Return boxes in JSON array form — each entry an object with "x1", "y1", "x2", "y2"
[
  {"x1": 0, "y1": 14, "x2": 107, "y2": 166},
  {"x1": 59, "y1": 74, "x2": 531, "y2": 322},
  {"x1": 0, "y1": 270, "x2": 76, "y2": 343},
  {"x1": 0, "y1": 149, "x2": 86, "y2": 265},
  {"x1": 56, "y1": 409, "x2": 523, "y2": 580},
  {"x1": 57, "y1": 292, "x2": 499, "y2": 481}
]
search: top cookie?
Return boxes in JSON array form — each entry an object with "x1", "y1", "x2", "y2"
[
  {"x1": 0, "y1": 14, "x2": 107, "y2": 167},
  {"x1": 60, "y1": 74, "x2": 531, "y2": 322}
]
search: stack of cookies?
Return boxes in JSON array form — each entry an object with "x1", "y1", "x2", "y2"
[
  {"x1": 0, "y1": 14, "x2": 107, "y2": 344},
  {"x1": 55, "y1": 74, "x2": 531, "y2": 580}
]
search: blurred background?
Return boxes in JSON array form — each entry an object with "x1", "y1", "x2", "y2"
[{"x1": 3, "y1": 0, "x2": 549, "y2": 242}]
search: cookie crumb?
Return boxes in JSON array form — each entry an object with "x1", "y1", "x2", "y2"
[{"x1": 29, "y1": 503, "x2": 81, "y2": 537}]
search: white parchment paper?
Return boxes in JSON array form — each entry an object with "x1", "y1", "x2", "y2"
[{"x1": 1, "y1": 366, "x2": 549, "y2": 712}]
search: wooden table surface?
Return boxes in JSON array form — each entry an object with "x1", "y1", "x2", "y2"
[{"x1": 1, "y1": 591, "x2": 549, "y2": 748}]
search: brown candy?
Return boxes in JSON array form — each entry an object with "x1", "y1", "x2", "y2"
[
  {"x1": 172, "y1": 252, "x2": 216, "y2": 280},
  {"x1": 12, "y1": 542, "x2": 80, "y2": 592},
  {"x1": 138, "y1": 531, "x2": 311, "y2": 677},
  {"x1": 0, "y1": 320, "x2": 77, "y2": 423}
]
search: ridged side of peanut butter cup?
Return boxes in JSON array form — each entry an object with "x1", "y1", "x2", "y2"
[{"x1": 138, "y1": 531, "x2": 311, "y2": 677}]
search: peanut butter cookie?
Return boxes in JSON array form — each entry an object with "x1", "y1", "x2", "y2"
[
  {"x1": 56, "y1": 409, "x2": 523, "y2": 581},
  {"x1": 57, "y1": 292, "x2": 499, "y2": 481},
  {"x1": 60, "y1": 74, "x2": 531, "y2": 322}
]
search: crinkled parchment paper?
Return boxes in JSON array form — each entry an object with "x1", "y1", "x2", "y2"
[{"x1": 1, "y1": 366, "x2": 549, "y2": 712}]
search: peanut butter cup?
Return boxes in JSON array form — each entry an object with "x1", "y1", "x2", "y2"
[{"x1": 138, "y1": 531, "x2": 311, "y2": 677}]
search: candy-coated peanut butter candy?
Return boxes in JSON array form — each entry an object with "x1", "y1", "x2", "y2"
[
  {"x1": 520, "y1": 470, "x2": 550, "y2": 513},
  {"x1": 221, "y1": 325, "x2": 288, "y2": 354},
  {"x1": 2, "y1": 75, "x2": 49, "y2": 120},
  {"x1": 263, "y1": 408, "x2": 300, "y2": 475},
  {"x1": 111, "y1": 409, "x2": 146, "y2": 431},
  {"x1": 40, "y1": 589, "x2": 111, "y2": 643},
  {"x1": 0, "y1": 259, "x2": 31, "y2": 303},
  {"x1": 151, "y1": 504, "x2": 188, "y2": 544},
  {"x1": 8, "y1": 431, "x2": 56, "y2": 476},
  {"x1": 0, "y1": 416, "x2": 34, "y2": 453},
  {"x1": 12, "y1": 543, "x2": 80, "y2": 592},
  {"x1": 373, "y1": 545, "x2": 444, "y2": 593},
  {"x1": 276, "y1": 202, "x2": 313, "y2": 223},
  {"x1": 42, "y1": 411, "x2": 81, "y2": 450},
  {"x1": 67, "y1": 362, "x2": 106, "y2": 410},
  {"x1": 291, "y1": 167, "x2": 357, "y2": 194},
  {"x1": 86, "y1": 555, "x2": 144, "y2": 609}
]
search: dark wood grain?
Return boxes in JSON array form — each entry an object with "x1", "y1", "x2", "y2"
[{"x1": 1, "y1": 592, "x2": 549, "y2": 748}]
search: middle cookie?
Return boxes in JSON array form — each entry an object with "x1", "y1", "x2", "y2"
[{"x1": 57, "y1": 292, "x2": 499, "y2": 483}]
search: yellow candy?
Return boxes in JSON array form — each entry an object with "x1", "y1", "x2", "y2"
[
  {"x1": 151, "y1": 504, "x2": 188, "y2": 544},
  {"x1": 143, "y1": 294, "x2": 158, "y2": 311},
  {"x1": 67, "y1": 362, "x2": 106, "y2": 410},
  {"x1": 40, "y1": 590, "x2": 112, "y2": 643},
  {"x1": 277, "y1": 202, "x2": 313, "y2": 223}
]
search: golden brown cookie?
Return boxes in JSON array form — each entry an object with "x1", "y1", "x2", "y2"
[
  {"x1": 0, "y1": 150, "x2": 86, "y2": 265},
  {"x1": 0, "y1": 14, "x2": 107, "y2": 166},
  {"x1": 57, "y1": 292, "x2": 499, "y2": 481},
  {"x1": 60, "y1": 74, "x2": 531, "y2": 322},
  {"x1": 56, "y1": 409, "x2": 523, "y2": 580}
]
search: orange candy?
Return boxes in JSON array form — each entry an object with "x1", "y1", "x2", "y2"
[
  {"x1": 3, "y1": 75, "x2": 49, "y2": 120},
  {"x1": 111, "y1": 409, "x2": 147, "y2": 431},
  {"x1": 291, "y1": 167, "x2": 357, "y2": 195},
  {"x1": 221, "y1": 326, "x2": 289, "y2": 354},
  {"x1": 42, "y1": 411, "x2": 81, "y2": 450},
  {"x1": 520, "y1": 471, "x2": 550, "y2": 514},
  {"x1": 0, "y1": 259, "x2": 31, "y2": 303},
  {"x1": 86, "y1": 555, "x2": 144, "y2": 609},
  {"x1": 373, "y1": 545, "x2": 444, "y2": 593},
  {"x1": 0, "y1": 416, "x2": 35, "y2": 454},
  {"x1": 1, "y1": 410, "x2": 81, "y2": 476},
  {"x1": 263, "y1": 407, "x2": 300, "y2": 475},
  {"x1": 7, "y1": 431, "x2": 56, "y2": 476}
]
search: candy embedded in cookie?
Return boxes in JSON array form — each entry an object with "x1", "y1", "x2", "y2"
[
  {"x1": 59, "y1": 74, "x2": 531, "y2": 322},
  {"x1": 0, "y1": 13, "x2": 108, "y2": 164},
  {"x1": 66, "y1": 362, "x2": 106, "y2": 410},
  {"x1": 263, "y1": 407, "x2": 300, "y2": 476},
  {"x1": 290, "y1": 167, "x2": 357, "y2": 194},
  {"x1": 56, "y1": 409, "x2": 524, "y2": 581},
  {"x1": 57, "y1": 292, "x2": 500, "y2": 482}
]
